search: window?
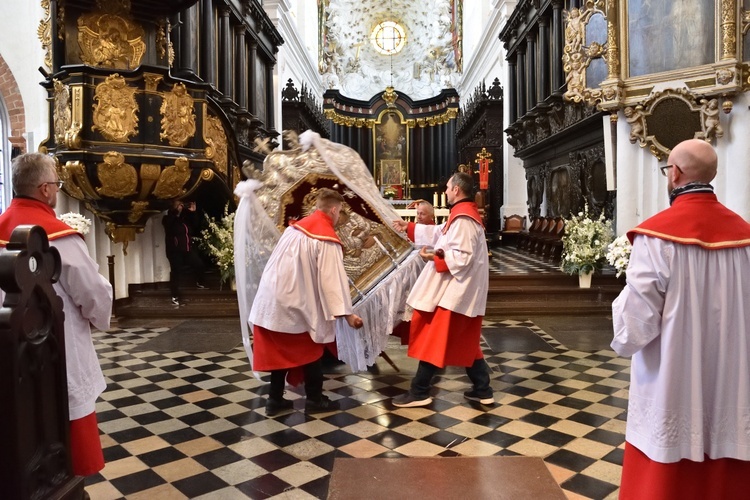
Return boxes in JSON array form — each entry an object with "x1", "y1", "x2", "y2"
[{"x1": 370, "y1": 21, "x2": 406, "y2": 55}]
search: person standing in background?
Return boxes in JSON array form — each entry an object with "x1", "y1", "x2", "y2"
[
  {"x1": 0, "y1": 152, "x2": 113, "y2": 477},
  {"x1": 612, "y1": 139, "x2": 750, "y2": 499},
  {"x1": 415, "y1": 200, "x2": 435, "y2": 225},
  {"x1": 162, "y1": 199, "x2": 206, "y2": 306}
]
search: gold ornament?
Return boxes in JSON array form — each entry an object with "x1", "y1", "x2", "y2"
[
  {"x1": 92, "y1": 74, "x2": 139, "y2": 142},
  {"x1": 160, "y1": 83, "x2": 196, "y2": 147},
  {"x1": 96, "y1": 151, "x2": 138, "y2": 198},
  {"x1": 153, "y1": 157, "x2": 191, "y2": 199}
]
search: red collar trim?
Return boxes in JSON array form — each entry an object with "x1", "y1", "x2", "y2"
[{"x1": 290, "y1": 210, "x2": 343, "y2": 246}]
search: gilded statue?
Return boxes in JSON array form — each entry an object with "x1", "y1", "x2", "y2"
[
  {"x1": 204, "y1": 115, "x2": 228, "y2": 176},
  {"x1": 77, "y1": 12, "x2": 145, "y2": 69},
  {"x1": 53, "y1": 79, "x2": 72, "y2": 145},
  {"x1": 92, "y1": 74, "x2": 139, "y2": 142},
  {"x1": 96, "y1": 151, "x2": 138, "y2": 198},
  {"x1": 160, "y1": 83, "x2": 196, "y2": 147},
  {"x1": 153, "y1": 157, "x2": 191, "y2": 199}
]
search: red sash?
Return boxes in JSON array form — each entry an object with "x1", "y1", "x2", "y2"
[
  {"x1": 628, "y1": 193, "x2": 750, "y2": 250},
  {"x1": 289, "y1": 210, "x2": 343, "y2": 247},
  {"x1": 443, "y1": 201, "x2": 484, "y2": 233},
  {"x1": 0, "y1": 198, "x2": 80, "y2": 247}
]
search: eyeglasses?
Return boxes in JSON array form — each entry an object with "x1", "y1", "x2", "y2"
[
  {"x1": 659, "y1": 164, "x2": 683, "y2": 177},
  {"x1": 38, "y1": 180, "x2": 64, "y2": 189}
]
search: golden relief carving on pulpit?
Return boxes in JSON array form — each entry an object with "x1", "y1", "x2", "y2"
[
  {"x1": 96, "y1": 151, "x2": 138, "y2": 198},
  {"x1": 77, "y1": 10, "x2": 145, "y2": 69},
  {"x1": 53, "y1": 80, "x2": 72, "y2": 145},
  {"x1": 153, "y1": 157, "x2": 191, "y2": 199},
  {"x1": 128, "y1": 201, "x2": 149, "y2": 223},
  {"x1": 160, "y1": 83, "x2": 196, "y2": 147},
  {"x1": 204, "y1": 113, "x2": 228, "y2": 176},
  {"x1": 92, "y1": 74, "x2": 139, "y2": 142}
]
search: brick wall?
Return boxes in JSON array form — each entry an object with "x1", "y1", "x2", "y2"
[{"x1": 0, "y1": 53, "x2": 26, "y2": 153}]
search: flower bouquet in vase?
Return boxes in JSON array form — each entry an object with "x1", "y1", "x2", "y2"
[
  {"x1": 560, "y1": 205, "x2": 613, "y2": 288},
  {"x1": 200, "y1": 204, "x2": 235, "y2": 288}
]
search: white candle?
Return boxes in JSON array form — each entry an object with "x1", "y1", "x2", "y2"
[
  {"x1": 433, "y1": 192, "x2": 438, "y2": 207},
  {"x1": 373, "y1": 235, "x2": 389, "y2": 255},
  {"x1": 441, "y1": 193, "x2": 446, "y2": 207}
]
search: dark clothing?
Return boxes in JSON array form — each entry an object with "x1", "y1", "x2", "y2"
[
  {"x1": 269, "y1": 358, "x2": 325, "y2": 402},
  {"x1": 162, "y1": 207, "x2": 205, "y2": 298},
  {"x1": 410, "y1": 358, "x2": 492, "y2": 399}
]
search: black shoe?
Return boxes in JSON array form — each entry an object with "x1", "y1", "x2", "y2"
[
  {"x1": 171, "y1": 297, "x2": 180, "y2": 306},
  {"x1": 305, "y1": 395, "x2": 340, "y2": 414},
  {"x1": 266, "y1": 397, "x2": 294, "y2": 417},
  {"x1": 392, "y1": 392, "x2": 432, "y2": 408},
  {"x1": 195, "y1": 283, "x2": 206, "y2": 289},
  {"x1": 463, "y1": 390, "x2": 494, "y2": 405}
]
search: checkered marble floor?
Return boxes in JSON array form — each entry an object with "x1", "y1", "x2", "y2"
[
  {"x1": 490, "y1": 247, "x2": 561, "y2": 274},
  {"x1": 86, "y1": 317, "x2": 628, "y2": 499}
]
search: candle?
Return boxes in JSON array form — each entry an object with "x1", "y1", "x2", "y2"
[
  {"x1": 433, "y1": 192, "x2": 438, "y2": 207},
  {"x1": 441, "y1": 193, "x2": 446, "y2": 207},
  {"x1": 373, "y1": 235, "x2": 389, "y2": 255}
]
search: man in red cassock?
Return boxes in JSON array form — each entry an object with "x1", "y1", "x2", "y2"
[
  {"x1": 391, "y1": 172, "x2": 492, "y2": 407},
  {"x1": 612, "y1": 139, "x2": 750, "y2": 499},
  {"x1": 249, "y1": 188, "x2": 363, "y2": 416},
  {"x1": 0, "y1": 152, "x2": 112, "y2": 477}
]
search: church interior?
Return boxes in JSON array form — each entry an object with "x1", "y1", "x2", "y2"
[{"x1": 1, "y1": 0, "x2": 749, "y2": 498}]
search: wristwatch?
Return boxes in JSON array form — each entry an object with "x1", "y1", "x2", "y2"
[{"x1": 434, "y1": 248, "x2": 445, "y2": 259}]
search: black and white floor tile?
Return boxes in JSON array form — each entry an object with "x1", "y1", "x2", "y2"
[{"x1": 85, "y1": 315, "x2": 627, "y2": 500}]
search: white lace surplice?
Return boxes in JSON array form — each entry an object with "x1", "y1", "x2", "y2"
[{"x1": 612, "y1": 235, "x2": 750, "y2": 463}]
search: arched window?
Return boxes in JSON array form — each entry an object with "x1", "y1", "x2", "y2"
[
  {"x1": 370, "y1": 21, "x2": 406, "y2": 55},
  {"x1": 0, "y1": 96, "x2": 11, "y2": 212}
]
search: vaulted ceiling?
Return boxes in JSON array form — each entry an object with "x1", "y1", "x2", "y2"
[{"x1": 320, "y1": 0, "x2": 462, "y2": 100}]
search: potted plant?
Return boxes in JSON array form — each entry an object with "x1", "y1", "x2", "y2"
[
  {"x1": 200, "y1": 205, "x2": 235, "y2": 288},
  {"x1": 560, "y1": 205, "x2": 613, "y2": 288}
]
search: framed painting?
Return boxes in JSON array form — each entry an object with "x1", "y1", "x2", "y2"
[{"x1": 380, "y1": 159, "x2": 402, "y2": 186}]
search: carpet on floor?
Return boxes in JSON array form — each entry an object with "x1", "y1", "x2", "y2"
[
  {"x1": 131, "y1": 319, "x2": 242, "y2": 353},
  {"x1": 328, "y1": 456, "x2": 566, "y2": 499},
  {"x1": 482, "y1": 326, "x2": 556, "y2": 353},
  {"x1": 530, "y1": 315, "x2": 614, "y2": 351}
]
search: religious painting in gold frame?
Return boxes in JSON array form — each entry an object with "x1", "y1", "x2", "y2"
[
  {"x1": 626, "y1": 0, "x2": 714, "y2": 78},
  {"x1": 373, "y1": 109, "x2": 408, "y2": 191}
]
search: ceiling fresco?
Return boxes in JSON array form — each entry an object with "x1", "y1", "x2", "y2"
[{"x1": 319, "y1": 0, "x2": 463, "y2": 100}]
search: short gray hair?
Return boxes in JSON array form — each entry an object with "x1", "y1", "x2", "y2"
[
  {"x1": 450, "y1": 171, "x2": 475, "y2": 199},
  {"x1": 12, "y1": 152, "x2": 56, "y2": 196}
]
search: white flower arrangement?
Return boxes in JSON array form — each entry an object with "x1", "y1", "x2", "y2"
[
  {"x1": 560, "y1": 205, "x2": 614, "y2": 275},
  {"x1": 606, "y1": 234, "x2": 632, "y2": 278},
  {"x1": 58, "y1": 212, "x2": 92, "y2": 235},
  {"x1": 200, "y1": 205, "x2": 235, "y2": 284}
]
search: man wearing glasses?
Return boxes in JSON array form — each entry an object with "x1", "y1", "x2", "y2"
[
  {"x1": 0, "y1": 152, "x2": 113, "y2": 478},
  {"x1": 611, "y1": 139, "x2": 750, "y2": 499}
]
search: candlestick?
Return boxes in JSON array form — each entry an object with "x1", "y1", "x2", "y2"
[
  {"x1": 373, "y1": 235, "x2": 389, "y2": 254},
  {"x1": 433, "y1": 192, "x2": 438, "y2": 207},
  {"x1": 373, "y1": 235, "x2": 398, "y2": 266},
  {"x1": 441, "y1": 193, "x2": 446, "y2": 207}
]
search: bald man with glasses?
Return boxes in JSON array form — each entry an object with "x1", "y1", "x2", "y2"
[
  {"x1": 0, "y1": 152, "x2": 112, "y2": 478},
  {"x1": 612, "y1": 139, "x2": 750, "y2": 499}
]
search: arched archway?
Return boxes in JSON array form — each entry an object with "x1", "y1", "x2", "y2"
[{"x1": 0, "y1": 53, "x2": 27, "y2": 211}]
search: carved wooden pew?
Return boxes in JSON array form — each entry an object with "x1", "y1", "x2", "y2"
[{"x1": 0, "y1": 225, "x2": 84, "y2": 499}]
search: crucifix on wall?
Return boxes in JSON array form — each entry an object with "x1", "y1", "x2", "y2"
[{"x1": 475, "y1": 148, "x2": 493, "y2": 190}]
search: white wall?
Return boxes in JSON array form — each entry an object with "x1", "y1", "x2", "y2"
[{"x1": 614, "y1": 91, "x2": 750, "y2": 235}]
